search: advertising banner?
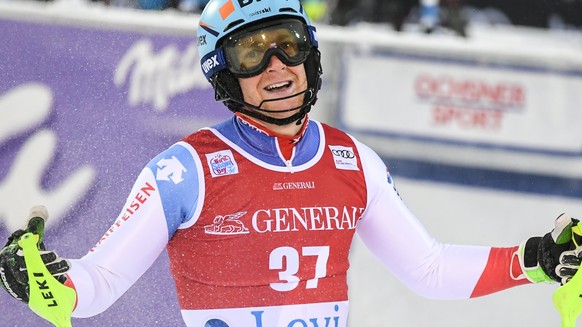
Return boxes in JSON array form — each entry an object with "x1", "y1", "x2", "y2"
[
  {"x1": 0, "y1": 13, "x2": 228, "y2": 326},
  {"x1": 340, "y1": 49, "x2": 582, "y2": 155}
]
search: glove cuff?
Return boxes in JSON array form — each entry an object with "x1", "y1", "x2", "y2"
[{"x1": 517, "y1": 237, "x2": 554, "y2": 283}]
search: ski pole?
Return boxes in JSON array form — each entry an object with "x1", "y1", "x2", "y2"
[
  {"x1": 553, "y1": 265, "x2": 582, "y2": 327},
  {"x1": 553, "y1": 223, "x2": 582, "y2": 327},
  {"x1": 18, "y1": 232, "x2": 76, "y2": 327}
]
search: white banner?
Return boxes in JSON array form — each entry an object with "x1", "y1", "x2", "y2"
[{"x1": 341, "y1": 49, "x2": 582, "y2": 154}]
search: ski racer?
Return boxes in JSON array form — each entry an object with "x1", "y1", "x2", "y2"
[{"x1": 1, "y1": 0, "x2": 581, "y2": 326}]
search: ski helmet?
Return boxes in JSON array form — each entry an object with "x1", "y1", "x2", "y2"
[{"x1": 197, "y1": 0, "x2": 323, "y2": 125}]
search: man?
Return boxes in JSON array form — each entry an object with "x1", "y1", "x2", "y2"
[{"x1": 1, "y1": 0, "x2": 581, "y2": 326}]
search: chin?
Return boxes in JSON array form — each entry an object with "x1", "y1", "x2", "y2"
[{"x1": 265, "y1": 99, "x2": 304, "y2": 112}]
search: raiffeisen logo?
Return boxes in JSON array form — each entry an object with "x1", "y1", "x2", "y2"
[{"x1": 90, "y1": 182, "x2": 157, "y2": 252}]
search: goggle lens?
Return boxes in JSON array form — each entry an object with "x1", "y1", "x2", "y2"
[{"x1": 223, "y1": 20, "x2": 311, "y2": 77}]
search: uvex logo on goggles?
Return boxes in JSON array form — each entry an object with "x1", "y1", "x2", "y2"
[{"x1": 201, "y1": 49, "x2": 228, "y2": 81}]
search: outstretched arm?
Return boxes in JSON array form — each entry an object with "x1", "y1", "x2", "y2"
[
  {"x1": 66, "y1": 142, "x2": 202, "y2": 317},
  {"x1": 354, "y1": 140, "x2": 576, "y2": 299},
  {"x1": 66, "y1": 166, "x2": 171, "y2": 317}
]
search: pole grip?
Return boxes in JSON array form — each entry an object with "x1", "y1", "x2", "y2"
[{"x1": 18, "y1": 232, "x2": 75, "y2": 327}]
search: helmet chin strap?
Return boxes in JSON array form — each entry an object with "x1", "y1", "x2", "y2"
[
  {"x1": 238, "y1": 105, "x2": 310, "y2": 126},
  {"x1": 219, "y1": 86, "x2": 317, "y2": 126}
]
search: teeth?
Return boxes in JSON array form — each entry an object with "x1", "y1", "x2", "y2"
[{"x1": 266, "y1": 82, "x2": 290, "y2": 90}]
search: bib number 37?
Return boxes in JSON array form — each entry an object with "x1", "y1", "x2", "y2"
[{"x1": 269, "y1": 246, "x2": 330, "y2": 292}]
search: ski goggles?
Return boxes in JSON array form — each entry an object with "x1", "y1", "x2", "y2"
[{"x1": 201, "y1": 19, "x2": 318, "y2": 80}]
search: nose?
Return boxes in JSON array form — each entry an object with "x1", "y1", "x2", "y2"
[{"x1": 266, "y1": 55, "x2": 286, "y2": 72}]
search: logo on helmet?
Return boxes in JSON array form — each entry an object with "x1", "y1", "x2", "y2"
[
  {"x1": 198, "y1": 35, "x2": 207, "y2": 46},
  {"x1": 248, "y1": 7, "x2": 271, "y2": 17},
  {"x1": 220, "y1": 0, "x2": 235, "y2": 19},
  {"x1": 238, "y1": 0, "x2": 262, "y2": 8}
]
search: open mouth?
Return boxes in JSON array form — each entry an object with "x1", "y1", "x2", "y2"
[{"x1": 265, "y1": 81, "x2": 292, "y2": 92}]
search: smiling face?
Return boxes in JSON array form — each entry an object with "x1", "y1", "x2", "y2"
[
  {"x1": 220, "y1": 19, "x2": 315, "y2": 134},
  {"x1": 238, "y1": 56, "x2": 308, "y2": 121}
]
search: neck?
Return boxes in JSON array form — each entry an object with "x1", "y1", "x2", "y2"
[{"x1": 235, "y1": 113, "x2": 309, "y2": 161}]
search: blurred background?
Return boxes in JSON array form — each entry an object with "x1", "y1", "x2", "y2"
[
  {"x1": 86, "y1": 0, "x2": 582, "y2": 35},
  {"x1": 75, "y1": 0, "x2": 582, "y2": 35},
  {"x1": 1, "y1": 0, "x2": 582, "y2": 326}
]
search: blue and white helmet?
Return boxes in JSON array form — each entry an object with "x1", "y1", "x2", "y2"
[{"x1": 197, "y1": 0, "x2": 323, "y2": 125}]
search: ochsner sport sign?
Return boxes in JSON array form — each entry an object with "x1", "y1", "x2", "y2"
[{"x1": 340, "y1": 49, "x2": 582, "y2": 154}]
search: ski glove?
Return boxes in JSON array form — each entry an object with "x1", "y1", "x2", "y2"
[
  {"x1": 517, "y1": 213, "x2": 580, "y2": 284},
  {"x1": 0, "y1": 206, "x2": 70, "y2": 303},
  {"x1": 555, "y1": 222, "x2": 582, "y2": 284}
]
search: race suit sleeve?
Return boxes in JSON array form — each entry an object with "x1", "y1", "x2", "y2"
[
  {"x1": 65, "y1": 141, "x2": 203, "y2": 317},
  {"x1": 353, "y1": 139, "x2": 529, "y2": 300}
]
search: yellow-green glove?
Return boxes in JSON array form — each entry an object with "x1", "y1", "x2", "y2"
[
  {"x1": 517, "y1": 213, "x2": 578, "y2": 283},
  {"x1": 0, "y1": 206, "x2": 70, "y2": 302}
]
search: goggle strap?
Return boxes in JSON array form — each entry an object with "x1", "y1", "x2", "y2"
[
  {"x1": 308, "y1": 25, "x2": 318, "y2": 48},
  {"x1": 201, "y1": 47, "x2": 228, "y2": 81},
  {"x1": 206, "y1": 23, "x2": 317, "y2": 80}
]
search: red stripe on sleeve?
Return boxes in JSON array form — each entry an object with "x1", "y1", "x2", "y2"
[
  {"x1": 470, "y1": 246, "x2": 531, "y2": 298},
  {"x1": 64, "y1": 274, "x2": 79, "y2": 310}
]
